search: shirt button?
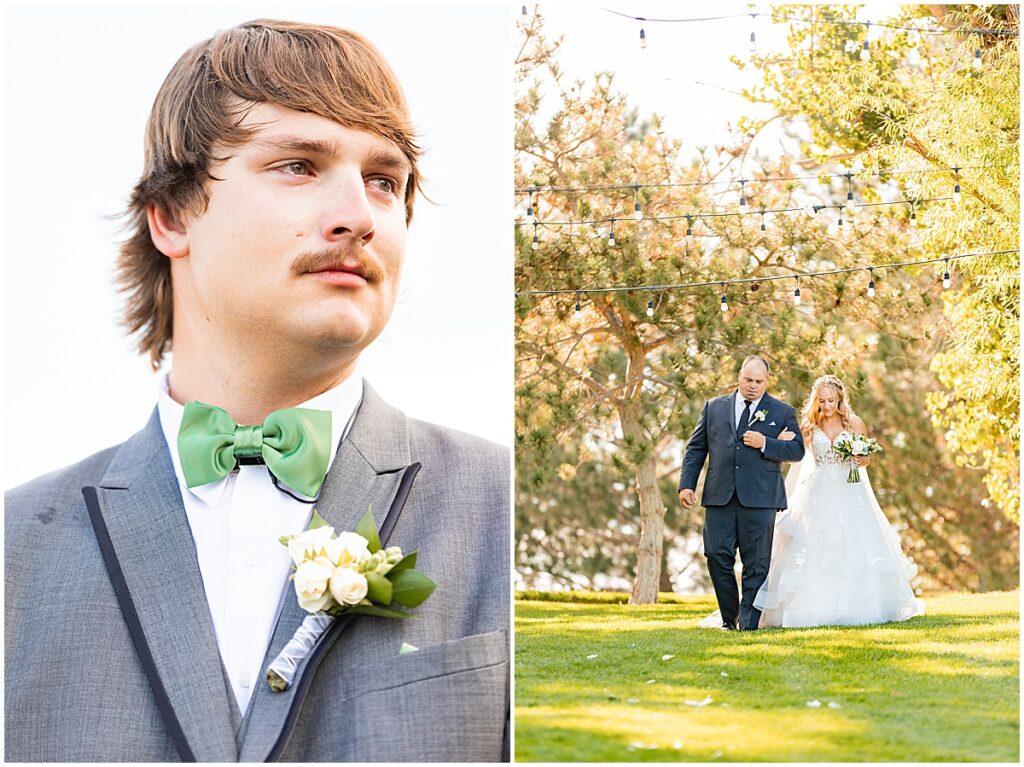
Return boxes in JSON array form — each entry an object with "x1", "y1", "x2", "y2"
[
  {"x1": 244, "y1": 550, "x2": 259, "y2": 567},
  {"x1": 239, "y1": 672, "x2": 252, "y2": 689}
]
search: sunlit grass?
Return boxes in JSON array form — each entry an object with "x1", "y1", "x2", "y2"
[{"x1": 515, "y1": 591, "x2": 1019, "y2": 762}]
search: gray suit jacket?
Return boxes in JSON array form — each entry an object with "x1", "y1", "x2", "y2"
[{"x1": 5, "y1": 384, "x2": 509, "y2": 762}]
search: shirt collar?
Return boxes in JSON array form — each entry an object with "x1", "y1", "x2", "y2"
[
  {"x1": 736, "y1": 390, "x2": 764, "y2": 414},
  {"x1": 157, "y1": 371, "x2": 364, "y2": 507}
]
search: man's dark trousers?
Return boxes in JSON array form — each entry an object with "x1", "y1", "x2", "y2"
[{"x1": 704, "y1": 492, "x2": 775, "y2": 630}]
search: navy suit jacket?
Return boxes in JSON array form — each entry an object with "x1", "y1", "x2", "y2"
[{"x1": 678, "y1": 391, "x2": 805, "y2": 509}]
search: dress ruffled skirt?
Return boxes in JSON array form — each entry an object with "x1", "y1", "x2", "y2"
[{"x1": 753, "y1": 462, "x2": 924, "y2": 628}]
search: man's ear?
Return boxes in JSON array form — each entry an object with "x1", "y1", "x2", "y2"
[{"x1": 147, "y1": 205, "x2": 189, "y2": 259}]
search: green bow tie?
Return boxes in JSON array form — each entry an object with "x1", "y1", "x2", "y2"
[{"x1": 177, "y1": 401, "x2": 333, "y2": 498}]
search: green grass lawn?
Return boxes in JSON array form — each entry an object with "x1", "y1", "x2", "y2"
[{"x1": 515, "y1": 591, "x2": 1020, "y2": 762}]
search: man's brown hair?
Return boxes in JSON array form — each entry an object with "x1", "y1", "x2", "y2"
[{"x1": 117, "y1": 19, "x2": 422, "y2": 368}]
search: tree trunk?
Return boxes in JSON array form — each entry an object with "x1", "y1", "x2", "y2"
[{"x1": 620, "y1": 400, "x2": 666, "y2": 604}]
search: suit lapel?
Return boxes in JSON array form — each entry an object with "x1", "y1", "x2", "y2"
[
  {"x1": 729, "y1": 391, "x2": 741, "y2": 439},
  {"x1": 84, "y1": 410, "x2": 238, "y2": 762},
  {"x1": 238, "y1": 384, "x2": 415, "y2": 762}
]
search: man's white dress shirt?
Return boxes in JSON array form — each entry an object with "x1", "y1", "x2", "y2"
[
  {"x1": 734, "y1": 391, "x2": 764, "y2": 430},
  {"x1": 157, "y1": 373, "x2": 363, "y2": 714}
]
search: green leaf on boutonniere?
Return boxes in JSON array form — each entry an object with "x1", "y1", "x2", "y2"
[
  {"x1": 348, "y1": 604, "x2": 410, "y2": 619},
  {"x1": 365, "y1": 571, "x2": 393, "y2": 605},
  {"x1": 390, "y1": 568, "x2": 437, "y2": 608},
  {"x1": 306, "y1": 510, "x2": 330, "y2": 531},
  {"x1": 354, "y1": 507, "x2": 381, "y2": 554},
  {"x1": 387, "y1": 551, "x2": 418, "y2": 575}
]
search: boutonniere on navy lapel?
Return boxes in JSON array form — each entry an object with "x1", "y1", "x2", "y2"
[
  {"x1": 266, "y1": 508, "x2": 437, "y2": 692},
  {"x1": 752, "y1": 408, "x2": 769, "y2": 423}
]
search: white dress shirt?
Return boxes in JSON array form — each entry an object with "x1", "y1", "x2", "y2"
[
  {"x1": 157, "y1": 373, "x2": 363, "y2": 714},
  {"x1": 733, "y1": 390, "x2": 764, "y2": 430}
]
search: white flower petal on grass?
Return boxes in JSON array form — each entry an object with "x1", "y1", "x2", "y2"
[
  {"x1": 806, "y1": 699, "x2": 822, "y2": 708},
  {"x1": 828, "y1": 701, "x2": 842, "y2": 709},
  {"x1": 586, "y1": 653, "x2": 598, "y2": 659},
  {"x1": 661, "y1": 654, "x2": 675, "y2": 661},
  {"x1": 720, "y1": 671, "x2": 729, "y2": 676},
  {"x1": 627, "y1": 698, "x2": 640, "y2": 704},
  {"x1": 685, "y1": 696, "x2": 713, "y2": 707},
  {"x1": 645, "y1": 679, "x2": 656, "y2": 684}
]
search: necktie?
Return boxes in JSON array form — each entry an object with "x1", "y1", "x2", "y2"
[
  {"x1": 177, "y1": 401, "x2": 332, "y2": 498},
  {"x1": 737, "y1": 399, "x2": 753, "y2": 436}
]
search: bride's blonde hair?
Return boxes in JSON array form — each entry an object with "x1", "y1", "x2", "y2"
[{"x1": 801, "y1": 374, "x2": 856, "y2": 431}]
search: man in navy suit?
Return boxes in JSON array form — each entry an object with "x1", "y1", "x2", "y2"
[{"x1": 678, "y1": 356, "x2": 805, "y2": 630}]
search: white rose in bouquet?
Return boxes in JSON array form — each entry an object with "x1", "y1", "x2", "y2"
[
  {"x1": 287, "y1": 525, "x2": 336, "y2": 565},
  {"x1": 294, "y1": 558, "x2": 335, "y2": 612},
  {"x1": 330, "y1": 567, "x2": 369, "y2": 605},
  {"x1": 328, "y1": 531, "x2": 372, "y2": 567}
]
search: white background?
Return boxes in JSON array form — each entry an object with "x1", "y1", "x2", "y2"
[{"x1": 4, "y1": 3, "x2": 513, "y2": 488}]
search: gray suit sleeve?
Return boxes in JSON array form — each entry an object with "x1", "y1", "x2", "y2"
[
  {"x1": 678, "y1": 401, "x2": 710, "y2": 491},
  {"x1": 761, "y1": 405, "x2": 805, "y2": 463}
]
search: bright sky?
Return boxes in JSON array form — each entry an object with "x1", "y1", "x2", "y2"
[
  {"x1": 4, "y1": 3, "x2": 512, "y2": 488},
  {"x1": 530, "y1": 2, "x2": 911, "y2": 165}
]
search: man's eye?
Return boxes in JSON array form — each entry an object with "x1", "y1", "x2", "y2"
[
  {"x1": 281, "y1": 161, "x2": 311, "y2": 175},
  {"x1": 368, "y1": 177, "x2": 397, "y2": 195}
]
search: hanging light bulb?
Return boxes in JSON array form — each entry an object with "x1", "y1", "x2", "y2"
[
  {"x1": 909, "y1": 202, "x2": 917, "y2": 227},
  {"x1": 942, "y1": 259, "x2": 951, "y2": 289},
  {"x1": 973, "y1": 47, "x2": 982, "y2": 69},
  {"x1": 860, "y1": 23, "x2": 871, "y2": 61},
  {"x1": 793, "y1": 278, "x2": 802, "y2": 305},
  {"x1": 738, "y1": 179, "x2": 748, "y2": 213},
  {"x1": 633, "y1": 185, "x2": 643, "y2": 221},
  {"x1": 837, "y1": 205, "x2": 844, "y2": 229},
  {"x1": 720, "y1": 287, "x2": 729, "y2": 313},
  {"x1": 646, "y1": 292, "x2": 655, "y2": 317},
  {"x1": 521, "y1": 4, "x2": 528, "y2": 17},
  {"x1": 685, "y1": 215, "x2": 693, "y2": 237},
  {"x1": 575, "y1": 292, "x2": 582, "y2": 315},
  {"x1": 952, "y1": 166, "x2": 962, "y2": 203},
  {"x1": 844, "y1": 171, "x2": 855, "y2": 206},
  {"x1": 760, "y1": 210, "x2": 767, "y2": 232},
  {"x1": 531, "y1": 223, "x2": 539, "y2": 251},
  {"x1": 640, "y1": 26, "x2": 647, "y2": 49},
  {"x1": 608, "y1": 219, "x2": 616, "y2": 247},
  {"x1": 526, "y1": 189, "x2": 534, "y2": 219},
  {"x1": 867, "y1": 268, "x2": 876, "y2": 298}
]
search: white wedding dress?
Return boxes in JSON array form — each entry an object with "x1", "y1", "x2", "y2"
[{"x1": 751, "y1": 428, "x2": 925, "y2": 627}]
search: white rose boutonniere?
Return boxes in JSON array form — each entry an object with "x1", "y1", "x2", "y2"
[
  {"x1": 753, "y1": 409, "x2": 768, "y2": 423},
  {"x1": 267, "y1": 508, "x2": 437, "y2": 692}
]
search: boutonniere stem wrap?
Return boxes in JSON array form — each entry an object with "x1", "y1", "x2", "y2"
[{"x1": 266, "y1": 508, "x2": 437, "y2": 692}]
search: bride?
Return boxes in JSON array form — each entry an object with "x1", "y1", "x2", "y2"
[{"x1": 751, "y1": 374, "x2": 925, "y2": 627}]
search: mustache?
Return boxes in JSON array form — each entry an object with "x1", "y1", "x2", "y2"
[{"x1": 290, "y1": 247, "x2": 385, "y2": 283}]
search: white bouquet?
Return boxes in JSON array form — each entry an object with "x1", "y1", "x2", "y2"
[{"x1": 831, "y1": 433, "x2": 883, "y2": 483}]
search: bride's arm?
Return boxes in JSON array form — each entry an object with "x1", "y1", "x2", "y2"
[{"x1": 850, "y1": 416, "x2": 870, "y2": 467}]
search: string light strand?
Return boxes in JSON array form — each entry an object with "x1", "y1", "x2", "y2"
[{"x1": 514, "y1": 249, "x2": 1015, "y2": 297}]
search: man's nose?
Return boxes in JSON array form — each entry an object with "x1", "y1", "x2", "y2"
[{"x1": 320, "y1": 173, "x2": 375, "y2": 245}]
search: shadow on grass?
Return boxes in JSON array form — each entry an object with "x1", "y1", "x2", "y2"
[{"x1": 515, "y1": 595, "x2": 1020, "y2": 762}]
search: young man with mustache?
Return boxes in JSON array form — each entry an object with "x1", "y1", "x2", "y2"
[{"x1": 5, "y1": 19, "x2": 508, "y2": 762}]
